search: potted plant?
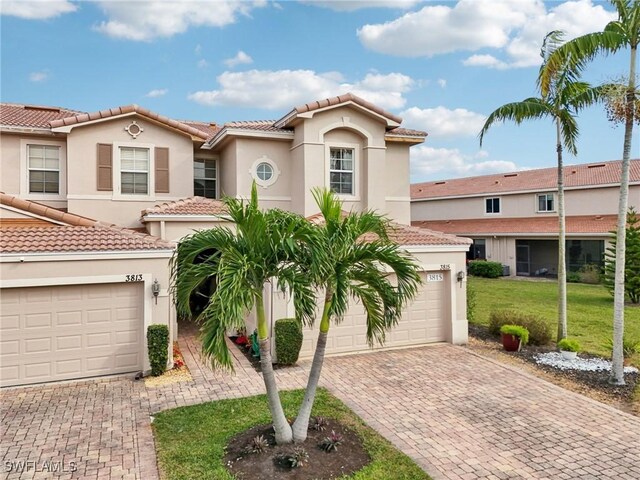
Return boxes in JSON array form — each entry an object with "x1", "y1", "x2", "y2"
[
  {"x1": 557, "y1": 338, "x2": 580, "y2": 360},
  {"x1": 500, "y1": 324, "x2": 529, "y2": 352}
]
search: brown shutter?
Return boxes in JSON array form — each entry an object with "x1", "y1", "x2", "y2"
[
  {"x1": 96, "y1": 143, "x2": 113, "y2": 191},
  {"x1": 155, "y1": 147, "x2": 170, "y2": 194}
]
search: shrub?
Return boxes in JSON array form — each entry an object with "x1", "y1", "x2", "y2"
[
  {"x1": 284, "y1": 447, "x2": 309, "y2": 468},
  {"x1": 557, "y1": 338, "x2": 581, "y2": 352},
  {"x1": 275, "y1": 318, "x2": 303, "y2": 365},
  {"x1": 604, "y1": 337, "x2": 640, "y2": 358},
  {"x1": 500, "y1": 324, "x2": 529, "y2": 346},
  {"x1": 244, "y1": 435, "x2": 269, "y2": 454},
  {"x1": 466, "y1": 282, "x2": 477, "y2": 322},
  {"x1": 147, "y1": 324, "x2": 169, "y2": 376},
  {"x1": 489, "y1": 310, "x2": 552, "y2": 346},
  {"x1": 567, "y1": 272, "x2": 581, "y2": 283},
  {"x1": 468, "y1": 260, "x2": 503, "y2": 278},
  {"x1": 319, "y1": 431, "x2": 344, "y2": 452},
  {"x1": 578, "y1": 264, "x2": 602, "y2": 285}
]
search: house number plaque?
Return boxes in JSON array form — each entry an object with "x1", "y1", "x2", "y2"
[
  {"x1": 427, "y1": 273, "x2": 444, "y2": 282},
  {"x1": 125, "y1": 274, "x2": 143, "y2": 282}
]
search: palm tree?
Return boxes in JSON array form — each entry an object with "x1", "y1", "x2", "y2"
[
  {"x1": 290, "y1": 189, "x2": 422, "y2": 443},
  {"x1": 539, "y1": 0, "x2": 639, "y2": 386},
  {"x1": 171, "y1": 184, "x2": 318, "y2": 444},
  {"x1": 479, "y1": 31, "x2": 602, "y2": 343}
]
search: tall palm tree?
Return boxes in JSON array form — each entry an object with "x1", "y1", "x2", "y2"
[
  {"x1": 479, "y1": 31, "x2": 602, "y2": 343},
  {"x1": 539, "y1": 0, "x2": 639, "y2": 385},
  {"x1": 171, "y1": 184, "x2": 318, "y2": 444},
  {"x1": 290, "y1": 189, "x2": 422, "y2": 443}
]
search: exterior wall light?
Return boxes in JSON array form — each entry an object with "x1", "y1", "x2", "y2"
[{"x1": 152, "y1": 279, "x2": 161, "y2": 304}]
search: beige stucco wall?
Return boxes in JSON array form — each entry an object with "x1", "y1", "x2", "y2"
[
  {"x1": 412, "y1": 184, "x2": 640, "y2": 221},
  {"x1": 0, "y1": 132, "x2": 69, "y2": 210},
  {"x1": 0, "y1": 254, "x2": 174, "y2": 373},
  {"x1": 385, "y1": 143, "x2": 411, "y2": 224},
  {"x1": 64, "y1": 116, "x2": 197, "y2": 226},
  {"x1": 145, "y1": 218, "x2": 233, "y2": 242}
]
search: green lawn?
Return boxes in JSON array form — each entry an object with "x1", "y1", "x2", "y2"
[
  {"x1": 152, "y1": 388, "x2": 431, "y2": 480},
  {"x1": 469, "y1": 277, "x2": 640, "y2": 357}
]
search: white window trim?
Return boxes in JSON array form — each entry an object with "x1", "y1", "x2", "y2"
[
  {"x1": 536, "y1": 192, "x2": 556, "y2": 213},
  {"x1": 326, "y1": 143, "x2": 359, "y2": 200},
  {"x1": 194, "y1": 157, "x2": 219, "y2": 199},
  {"x1": 249, "y1": 155, "x2": 280, "y2": 188},
  {"x1": 484, "y1": 196, "x2": 501, "y2": 215},
  {"x1": 112, "y1": 142, "x2": 155, "y2": 200},
  {"x1": 20, "y1": 139, "x2": 67, "y2": 201}
]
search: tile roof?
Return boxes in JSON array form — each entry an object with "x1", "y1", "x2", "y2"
[
  {"x1": 276, "y1": 93, "x2": 403, "y2": 127},
  {"x1": 49, "y1": 105, "x2": 210, "y2": 140},
  {"x1": 412, "y1": 215, "x2": 618, "y2": 236},
  {"x1": 411, "y1": 160, "x2": 640, "y2": 200},
  {"x1": 225, "y1": 120, "x2": 290, "y2": 133},
  {"x1": 0, "y1": 103, "x2": 84, "y2": 129},
  {"x1": 141, "y1": 196, "x2": 228, "y2": 217},
  {"x1": 180, "y1": 120, "x2": 221, "y2": 142},
  {"x1": 0, "y1": 194, "x2": 173, "y2": 254},
  {"x1": 307, "y1": 211, "x2": 471, "y2": 247},
  {"x1": 386, "y1": 127, "x2": 427, "y2": 137}
]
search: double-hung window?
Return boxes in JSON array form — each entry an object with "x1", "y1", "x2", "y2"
[
  {"x1": 329, "y1": 147, "x2": 354, "y2": 195},
  {"x1": 537, "y1": 193, "x2": 554, "y2": 212},
  {"x1": 485, "y1": 197, "x2": 500, "y2": 214},
  {"x1": 194, "y1": 158, "x2": 217, "y2": 198},
  {"x1": 28, "y1": 145, "x2": 60, "y2": 194},
  {"x1": 120, "y1": 147, "x2": 149, "y2": 194}
]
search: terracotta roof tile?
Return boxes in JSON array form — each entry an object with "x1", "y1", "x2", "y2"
[
  {"x1": 0, "y1": 103, "x2": 84, "y2": 129},
  {"x1": 0, "y1": 226, "x2": 173, "y2": 254},
  {"x1": 142, "y1": 196, "x2": 228, "y2": 217},
  {"x1": 180, "y1": 120, "x2": 221, "y2": 141},
  {"x1": 412, "y1": 215, "x2": 618, "y2": 235},
  {"x1": 386, "y1": 127, "x2": 427, "y2": 137},
  {"x1": 225, "y1": 120, "x2": 292, "y2": 133},
  {"x1": 277, "y1": 93, "x2": 403, "y2": 126},
  {"x1": 0, "y1": 194, "x2": 173, "y2": 253},
  {"x1": 412, "y1": 160, "x2": 640, "y2": 199},
  {"x1": 49, "y1": 104, "x2": 210, "y2": 140},
  {"x1": 307, "y1": 211, "x2": 470, "y2": 247}
]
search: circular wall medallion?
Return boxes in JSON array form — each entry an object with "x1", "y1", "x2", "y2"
[{"x1": 125, "y1": 121, "x2": 144, "y2": 139}]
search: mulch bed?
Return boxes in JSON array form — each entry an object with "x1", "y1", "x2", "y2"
[
  {"x1": 229, "y1": 336, "x2": 291, "y2": 372},
  {"x1": 224, "y1": 419, "x2": 370, "y2": 480},
  {"x1": 468, "y1": 325, "x2": 638, "y2": 401}
]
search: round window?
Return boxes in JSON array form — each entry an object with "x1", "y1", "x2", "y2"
[{"x1": 256, "y1": 162, "x2": 274, "y2": 181}]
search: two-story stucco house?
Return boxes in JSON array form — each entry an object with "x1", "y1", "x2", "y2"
[
  {"x1": 411, "y1": 160, "x2": 640, "y2": 277},
  {"x1": 0, "y1": 94, "x2": 471, "y2": 387}
]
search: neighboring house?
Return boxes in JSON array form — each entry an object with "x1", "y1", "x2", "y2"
[
  {"x1": 411, "y1": 160, "x2": 640, "y2": 277},
  {"x1": 0, "y1": 94, "x2": 471, "y2": 387}
]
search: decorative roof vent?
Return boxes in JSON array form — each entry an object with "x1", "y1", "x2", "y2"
[
  {"x1": 24, "y1": 105, "x2": 60, "y2": 112},
  {"x1": 587, "y1": 163, "x2": 606, "y2": 168},
  {"x1": 503, "y1": 173, "x2": 518, "y2": 177},
  {"x1": 435, "y1": 181, "x2": 446, "y2": 185}
]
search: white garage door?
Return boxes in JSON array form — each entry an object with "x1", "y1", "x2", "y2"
[
  {"x1": 0, "y1": 283, "x2": 144, "y2": 387},
  {"x1": 301, "y1": 271, "x2": 448, "y2": 357}
]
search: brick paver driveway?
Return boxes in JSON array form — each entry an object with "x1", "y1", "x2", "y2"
[{"x1": 2, "y1": 325, "x2": 639, "y2": 479}]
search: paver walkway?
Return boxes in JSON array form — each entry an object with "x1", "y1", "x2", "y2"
[{"x1": 2, "y1": 323, "x2": 639, "y2": 479}]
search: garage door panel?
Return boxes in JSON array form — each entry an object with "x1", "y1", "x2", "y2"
[
  {"x1": 0, "y1": 283, "x2": 143, "y2": 387},
  {"x1": 302, "y1": 271, "x2": 449, "y2": 357}
]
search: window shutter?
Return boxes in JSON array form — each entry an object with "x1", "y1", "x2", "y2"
[
  {"x1": 96, "y1": 143, "x2": 113, "y2": 191},
  {"x1": 155, "y1": 147, "x2": 170, "y2": 193}
]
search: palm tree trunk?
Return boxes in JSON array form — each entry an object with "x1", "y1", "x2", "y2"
[
  {"x1": 610, "y1": 44, "x2": 636, "y2": 386},
  {"x1": 291, "y1": 289, "x2": 332, "y2": 443},
  {"x1": 256, "y1": 292, "x2": 293, "y2": 443},
  {"x1": 556, "y1": 118, "x2": 567, "y2": 341}
]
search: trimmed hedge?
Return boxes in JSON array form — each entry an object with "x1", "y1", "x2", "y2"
[
  {"x1": 147, "y1": 324, "x2": 169, "y2": 376},
  {"x1": 275, "y1": 318, "x2": 303, "y2": 365},
  {"x1": 489, "y1": 310, "x2": 552, "y2": 346},
  {"x1": 468, "y1": 260, "x2": 503, "y2": 278}
]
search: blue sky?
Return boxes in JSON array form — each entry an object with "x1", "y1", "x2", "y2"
[{"x1": 1, "y1": 0, "x2": 636, "y2": 182}]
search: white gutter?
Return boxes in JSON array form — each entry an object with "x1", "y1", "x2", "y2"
[
  {"x1": 1, "y1": 250, "x2": 174, "y2": 263},
  {"x1": 142, "y1": 214, "x2": 232, "y2": 222},
  {"x1": 206, "y1": 127, "x2": 294, "y2": 149}
]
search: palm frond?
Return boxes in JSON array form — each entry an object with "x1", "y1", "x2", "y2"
[{"x1": 479, "y1": 99, "x2": 553, "y2": 146}]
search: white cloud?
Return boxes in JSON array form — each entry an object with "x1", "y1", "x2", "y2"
[
  {"x1": 145, "y1": 88, "x2": 168, "y2": 98},
  {"x1": 93, "y1": 1, "x2": 267, "y2": 41},
  {"x1": 197, "y1": 59, "x2": 209, "y2": 69},
  {"x1": 223, "y1": 51, "x2": 253, "y2": 68},
  {"x1": 302, "y1": 0, "x2": 421, "y2": 11},
  {"x1": 411, "y1": 146, "x2": 518, "y2": 180},
  {"x1": 29, "y1": 71, "x2": 49, "y2": 82},
  {"x1": 358, "y1": 0, "x2": 615, "y2": 69},
  {"x1": 437, "y1": 78, "x2": 447, "y2": 88},
  {"x1": 1, "y1": 0, "x2": 76, "y2": 20},
  {"x1": 400, "y1": 106, "x2": 486, "y2": 139},
  {"x1": 188, "y1": 69, "x2": 414, "y2": 111},
  {"x1": 194, "y1": 44, "x2": 202, "y2": 55}
]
